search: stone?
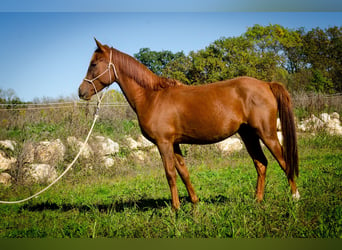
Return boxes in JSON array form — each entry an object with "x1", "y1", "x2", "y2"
[
  {"x1": 216, "y1": 137, "x2": 243, "y2": 154},
  {"x1": 125, "y1": 136, "x2": 139, "y2": 150},
  {"x1": 131, "y1": 150, "x2": 146, "y2": 162},
  {"x1": 276, "y1": 118, "x2": 281, "y2": 131},
  {"x1": 330, "y1": 112, "x2": 340, "y2": 120},
  {"x1": 35, "y1": 139, "x2": 65, "y2": 165},
  {"x1": 0, "y1": 173, "x2": 12, "y2": 186},
  {"x1": 298, "y1": 113, "x2": 342, "y2": 135},
  {"x1": 277, "y1": 131, "x2": 284, "y2": 146},
  {"x1": 320, "y1": 113, "x2": 330, "y2": 123},
  {"x1": 102, "y1": 157, "x2": 115, "y2": 168},
  {"x1": 137, "y1": 135, "x2": 154, "y2": 148},
  {"x1": 0, "y1": 140, "x2": 17, "y2": 151},
  {"x1": 92, "y1": 136, "x2": 119, "y2": 156},
  {"x1": 0, "y1": 151, "x2": 16, "y2": 171},
  {"x1": 326, "y1": 118, "x2": 342, "y2": 135},
  {"x1": 298, "y1": 114, "x2": 324, "y2": 132},
  {"x1": 67, "y1": 136, "x2": 93, "y2": 159},
  {"x1": 25, "y1": 164, "x2": 57, "y2": 184}
]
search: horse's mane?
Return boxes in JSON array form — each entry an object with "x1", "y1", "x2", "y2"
[{"x1": 111, "y1": 48, "x2": 182, "y2": 90}]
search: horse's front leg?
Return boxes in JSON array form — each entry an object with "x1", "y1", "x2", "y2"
[
  {"x1": 174, "y1": 144, "x2": 198, "y2": 204},
  {"x1": 157, "y1": 141, "x2": 180, "y2": 210}
]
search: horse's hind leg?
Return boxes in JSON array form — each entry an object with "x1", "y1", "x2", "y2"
[
  {"x1": 238, "y1": 125, "x2": 268, "y2": 201},
  {"x1": 258, "y1": 130, "x2": 300, "y2": 199},
  {"x1": 174, "y1": 144, "x2": 199, "y2": 204}
]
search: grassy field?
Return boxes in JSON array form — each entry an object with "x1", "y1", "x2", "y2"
[
  {"x1": 0, "y1": 128, "x2": 341, "y2": 238},
  {"x1": 0, "y1": 94, "x2": 341, "y2": 238}
]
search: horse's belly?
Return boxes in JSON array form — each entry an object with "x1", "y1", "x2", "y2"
[{"x1": 177, "y1": 115, "x2": 242, "y2": 144}]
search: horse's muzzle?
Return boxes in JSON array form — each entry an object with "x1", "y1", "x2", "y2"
[{"x1": 78, "y1": 85, "x2": 91, "y2": 100}]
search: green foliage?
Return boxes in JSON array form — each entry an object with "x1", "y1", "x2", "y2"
[
  {"x1": 134, "y1": 48, "x2": 187, "y2": 76},
  {"x1": 308, "y1": 69, "x2": 335, "y2": 93},
  {"x1": 134, "y1": 24, "x2": 342, "y2": 93}
]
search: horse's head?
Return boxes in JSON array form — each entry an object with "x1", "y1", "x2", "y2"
[{"x1": 78, "y1": 39, "x2": 118, "y2": 100}]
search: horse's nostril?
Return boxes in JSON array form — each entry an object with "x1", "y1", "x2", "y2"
[
  {"x1": 78, "y1": 87, "x2": 87, "y2": 100},
  {"x1": 78, "y1": 88, "x2": 83, "y2": 98}
]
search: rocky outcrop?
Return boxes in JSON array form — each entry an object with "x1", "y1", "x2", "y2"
[
  {"x1": 298, "y1": 112, "x2": 342, "y2": 135},
  {"x1": 91, "y1": 136, "x2": 120, "y2": 156},
  {"x1": 0, "y1": 151, "x2": 16, "y2": 171},
  {"x1": 67, "y1": 136, "x2": 93, "y2": 159},
  {"x1": 24, "y1": 164, "x2": 58, "y2": 184},
  {"x1": 34, "y1": 139, "x2": 65, "y2": 165},
  {"x1": 0, "y1": 140, "x2": 17, "y2": 151},
  {"x1": 0, "y1": 172, "x2": 12, "y2": 186}
]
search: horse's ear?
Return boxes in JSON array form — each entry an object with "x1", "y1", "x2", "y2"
[{"x1": 94, "y1": 38, "x2": 105, "y2": 52}]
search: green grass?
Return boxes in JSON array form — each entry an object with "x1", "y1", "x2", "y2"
[{"x1": 0, "y1": 132, "x2": 341, "y2": 238}]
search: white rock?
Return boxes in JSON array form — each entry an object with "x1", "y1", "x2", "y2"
[
  {"x1": 276, "y1": 118, "x2": 281, "y2": 131},
  {"x1": 125, "y1": 136, "x2": 139, "y2": 150},
  {"x1": 0, "y1": 173, "x2": 12, "y2": 186},
  {"x1": 0, "y1": 151, "x2": 16, "y2": 171},
  {"x1": 216, "y1": 137, "x2": 243, "y2": 154},
  {"x1": 330, "y1": 112, "x2": 340, "y2": 120},
  {"x1": 298, "y1": 114, "x2": 324, "y2": 132},
  {"x1": 277, "y1": 131, "x2": 284, "y2": 146},
  {"x1": 298, "y1": 113, "x2": 342, "y2": 135},
  {"x1": 320, "y1": 113, "x2": 330, "y2": 123},
  {"x1": 137, "y1": 135, "x2": 154, "y2": 148},
  {"x1": 35, "y1": 139, "x2": 65, "y2": 164},
  {"x1": 92, "y1": 136, "x2": 119, "y2": 156},
  {"x1": 26, "y1": 164, "x2": 57, "y2": 184},
  {"x1": 326, "y1": 118, "x2": 342, "y2": 135},
  {"x1": 67, "y1": 136, "x2": 93, "y2": 159},
  {"x1": 131, "y1": 150, "x2": 146, "y2": 162},
  {"x1": 0, "y1": 140, "x2": 17, "y2": 151},
  {"x1": 102, "y1": 157, "x2": 115, "y2": 168}
]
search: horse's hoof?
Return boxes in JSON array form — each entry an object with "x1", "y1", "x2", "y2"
[{"x1": 292, "y1": 189, "x2": 300, "y2": 200}]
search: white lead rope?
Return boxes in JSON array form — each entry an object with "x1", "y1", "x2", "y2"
[{"x1": 0, "y1": 91, "x2": 107, "y2": 204}]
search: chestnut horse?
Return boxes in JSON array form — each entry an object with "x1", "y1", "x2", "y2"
[{"x1": 79, "y1": 39, "x2": 299, "y2": 210}]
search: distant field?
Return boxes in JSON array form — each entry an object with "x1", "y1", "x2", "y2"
[{"x1": 0, "y1": 131, "x2": 341, "y2": 238}]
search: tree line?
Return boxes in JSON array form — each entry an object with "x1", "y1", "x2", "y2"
[{"x1": 134, "y1": 24, "x2": 342, "y2": 93}]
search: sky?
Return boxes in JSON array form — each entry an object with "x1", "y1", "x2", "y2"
[{"x1": 1, "y1": 1, "x2": 342, "y2": 102}]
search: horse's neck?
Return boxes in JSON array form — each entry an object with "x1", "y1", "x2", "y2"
[
  {"x1": 112, "y1": 50, "x2": 158, "y2": 113},
  {"x1": 116, "y1": 73, "x2": 155, "y2": 116}
]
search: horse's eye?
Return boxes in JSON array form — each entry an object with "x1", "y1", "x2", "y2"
[{"x1": 91, "y1": 63, "x2": 97, "y2": 67}]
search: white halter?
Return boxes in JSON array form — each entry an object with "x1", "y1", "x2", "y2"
[{"x1": 83, "y1": 49, "x2": 118, "y2": 101}]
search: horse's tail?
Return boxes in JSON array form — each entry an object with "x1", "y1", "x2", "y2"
[{"x1": 269, "y1": 82, "x2": 299, "y2": 180}]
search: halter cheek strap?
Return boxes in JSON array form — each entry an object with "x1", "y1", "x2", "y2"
[{"x1": 83, "y1": 49, "x2": 118, "y2": 101}]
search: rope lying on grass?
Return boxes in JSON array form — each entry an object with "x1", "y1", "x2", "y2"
[{"x1": 0, "y1": 91, "x2": 107, "y2": 204}]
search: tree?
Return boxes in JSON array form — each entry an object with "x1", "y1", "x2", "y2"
[
  {"x1": 302, "y1": 26, "x2": 342, "y2": 92},
  {"x1": 161, "y1": 53, "x2": 192, "y2": 84},
  {"x1": 245, "y1": 24, "x2": 304, "y2": 77},
  {"x1": 134, "y1": 25, "x2": 342, "y2": 93},
  {"x1": 187, "y1": 45, "x2": 227, "y2": 84},
  {"x1": 0, "y1": 88, "x2": 21, "y2": 104},
  {"x1": 134, "y1": 48, "x2": 186, "y2": 76}
]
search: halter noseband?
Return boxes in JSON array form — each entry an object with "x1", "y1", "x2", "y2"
[{"x1": 83, "y1": 49, "x2": 119, "y2": 99}]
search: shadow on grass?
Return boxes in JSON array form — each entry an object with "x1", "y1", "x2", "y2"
[
  {"x1": 22, "y1": 194, "x2": 238, "y2": 213},
  {"x1": 22, "y1": 198, "x2": 171, "y2": 213}
]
